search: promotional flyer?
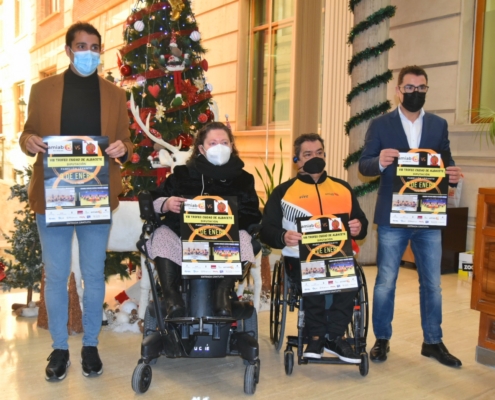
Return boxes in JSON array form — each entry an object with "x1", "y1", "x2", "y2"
[
  {"x1": 180, "y1": 195, "x2": 242, "y2": 278},
  {"x1": 296, "y1": 214, "x2": 358, "y2": 296},
  {"x1": 391, "y1": 149, "x2": 450, "y2": 228},
  {"x1": 43, "y1": 136, "x2": 110, "y2": 226}
]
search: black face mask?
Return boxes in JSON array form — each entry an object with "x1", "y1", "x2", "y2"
[
  {"x1": 401, "y1": 91, "x2": 426, "y2": 113},
  {"x1": 302, "y1": 157, "x2": 326, "y2": 174}
]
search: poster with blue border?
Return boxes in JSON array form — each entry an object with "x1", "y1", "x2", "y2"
[
  {"x1": 43, "y1": 136, "x2": 110, "y2": 226},
  {"x1": 391, "y1": 149, "x2": 450, "y2": 228}
]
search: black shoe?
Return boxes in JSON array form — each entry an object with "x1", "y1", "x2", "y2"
[
  {"x1": 324, "y1": 337, "x2": 361, "y2": 364},
  {"x1": 81, "y1": 346, "x2": 103, "y2": 377},
  {"x1": 370, "y1": 339, "x2": 390, "y2": 362},
  {"x1": 303, "y1": 336, "x2": 324, "y2": 359},
  {"x1": 45, "y1": 349, "x2": 70, "y2": 382},
  {"x1": 421, "y1": 342, "x2": 462, "y2": 367}
]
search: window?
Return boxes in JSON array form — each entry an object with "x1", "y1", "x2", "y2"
[
  {"x1": 15, "y1": 82, "x2": 25, "y2": 132},
  {"x1": 472, "y1": 0, "x2": 495, "y2": 119},
  {"x1": 44, "y1": 0, "x2": 59, "y2": 18},
  {"x1": 15, "y1": 0, "x2": 24, "y2": 37},
  {"x1": 249, "y1": 0, "x2": 294, "y2": 127}
]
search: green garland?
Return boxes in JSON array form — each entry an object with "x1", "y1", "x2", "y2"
[
  {"x1": 353, "y1": 177, "x2": 381, "y2": 198},
  {"x1": 345, "y1": 100, "x2": 391, "y2": 135},
  {"x1": 348, "y1": 6, "x2": 396, "y2": 44},
  {"x1": 348, "y1": 38, "x2": 395, "y2": 74},
  {"x1": 344, "y1": 147, "x2": 363, "y2": 170},
  {"x1": 346, "y1": 70, "x2": 393, "y2": 104},
  {"x1": 349, "y1": 0, "x2": 363, "y2": 12}
]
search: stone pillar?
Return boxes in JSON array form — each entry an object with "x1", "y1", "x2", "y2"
[{"x1": 348, "y1": 0, "x2": 392, "y2": 264}]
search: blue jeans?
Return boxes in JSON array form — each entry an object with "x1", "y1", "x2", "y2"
[
  {"x1": 37, "y1": 214, "x2": 111, "y2": 350},
  {"x1": 373, "y1": 225, "x2": 443, "y2": 344}
]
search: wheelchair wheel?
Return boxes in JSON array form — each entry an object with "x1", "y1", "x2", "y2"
[
  {"x1": 284, "y1": 350, "x2": 294, "y2": 376},
  {"x1": 131, "y1": 363, "x2": 152, "y2": 394},
  {"x1": 238, "y1": 308, "x2": 258, "y2": 340},
  {"x1": 244, "y1": 361, "x2": 259, "y2": 395},
  {"x1": 270, "y1": 260, "x2": 287, "y2": 350},
  {"x1": 346, "y1": 263, "x2": 369, "y2": 353},
  {"x1": 143, "y1": 306, "x2": 158, "y2": 339},
  {"x1": 359, "y1": 353, "x2": 369, "y2": 377}
]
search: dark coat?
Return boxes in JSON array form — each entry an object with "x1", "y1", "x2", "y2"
[
  {"x1": 154, "y1": 160, "x2": 262, "y2": 236},
  {"x1": 358, "y1": 108, "x2": 455, "y2": 226}
]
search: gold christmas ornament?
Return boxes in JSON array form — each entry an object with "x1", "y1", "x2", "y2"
[
  {"x1": 155, "y1": 102, "x2": 166, "y2": 122},
  {"x1": 169, "y1": 0, "x2": 185, "y2": 21}
]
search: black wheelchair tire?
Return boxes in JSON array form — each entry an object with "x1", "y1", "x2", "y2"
[
  {"x1": 359, "y1": 353, "x2": 369, "y2": 377},
  {"x1": 131, "y1": 363, "x2": 152, "y2": 394},
  {"x1": 244, "y1": 363, "x2": 258, "y2": 395},
  {"x1": 270, "y1": 260, "x2": 287, "y2": 350},
  {"x1": 284, "y1": 350, "x2": 294, "y2": 376},
  {"x1": 143, "y1": 306, "x2": 158, "y2": 339}
]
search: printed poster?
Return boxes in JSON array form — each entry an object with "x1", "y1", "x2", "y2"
[
  {"x1": 296, "y1": 214, "x2": 358, "y2": 296},
  {"x1": 180, "y1": 195, "x2": 242, "y2": 278},
  {"x1": 391, "y1": 149, "x2": 450, "y2": 228},
  {"x1": 43, "y1": 136, "x2": 111, "y2": 226}
]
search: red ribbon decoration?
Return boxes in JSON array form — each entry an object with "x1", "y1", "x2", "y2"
[{"x1": 120, "y1": 29, "x2": 194, "y2": 57}]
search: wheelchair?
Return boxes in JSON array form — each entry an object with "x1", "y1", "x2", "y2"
[
  {"x1": 131, "y1": 192, "x2": 260, "y2": 395},
  {"x1": 269, "y1": 255, "x2": 369, "y2": 376}
]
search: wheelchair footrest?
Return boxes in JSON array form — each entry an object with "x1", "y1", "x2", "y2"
[{"x1": 230, "y1": 331, "x2": 259, "y2": 362}]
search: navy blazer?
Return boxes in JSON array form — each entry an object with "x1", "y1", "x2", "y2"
[{"x1": 358, "y1": 108, "x2": 455, "y2": 226}]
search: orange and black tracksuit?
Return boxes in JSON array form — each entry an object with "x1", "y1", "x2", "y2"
[{"x1": 260, "y1": 172, "x2": 368, "y2": 338}]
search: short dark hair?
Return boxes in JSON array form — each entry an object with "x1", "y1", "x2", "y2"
[
  {"x1": 398, "y1": 65, "x2": 428, "y2": 85},
  {"x1": 190, "y1": 121, "x2": 239, "y2": 159},
  {"x1": 294, "y1": 133, "x2": 324, "y2": 158},
  {"x1": 66, "y1": 22, "x2": 101, "y2": 47}
]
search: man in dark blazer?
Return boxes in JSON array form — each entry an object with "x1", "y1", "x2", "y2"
[
  {"x1": 19, "y1": 22, "x2": 133, "y2": 381},
  {"x1": 359, "y1": 65, "x2": 462, "y2": 368}
]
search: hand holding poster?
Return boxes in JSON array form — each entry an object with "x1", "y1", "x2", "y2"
[
  {"x1": 391, "y1": 149, "x2": 450, "y2": 228},
  {"x1": 180, "y1": 195, "x2": 242, "y2": 278},
  {"x1": 297, "y1": 214, "x2": 358, "y2": 296},
  {"x1": 43, "y1": 136, "x2": 110, "y2": 226}
]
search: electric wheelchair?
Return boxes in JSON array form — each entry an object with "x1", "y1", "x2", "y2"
[
  {"x1": 269, "y1": 255, "x2": 369, "y2": 376},
  {"x1": 131, "y1": 192, "x2": 260, "y2": 394}
]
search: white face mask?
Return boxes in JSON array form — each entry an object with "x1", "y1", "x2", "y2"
[{"x1": 203, "y1": 144, "x2": 231, "y2": 166}]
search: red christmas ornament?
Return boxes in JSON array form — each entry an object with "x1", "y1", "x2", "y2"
[
  {"x1": 205, "y1": 109, "x2": 214, "y2": 122},
  {"x1": 198, "y1": 113, "x2": 208, "y2": 123},
  {"x1": 201, "y1": 59, "x2": 208, "y2": 72},
  {"x1": 177, "y1": 133, "x2": 193, "y2": 148},
  {"x1": 148, "y1": 84, "x2": 161, "y2": 98},
  {"x1": 120, "y1": 64, "x2": 132, "y2": 76},
  {"x1": 131, "y1": 153, "x2": 141, "y2": 164}
]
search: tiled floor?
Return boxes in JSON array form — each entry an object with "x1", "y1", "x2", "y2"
[{"x1": 1, "y1": 266, "x2": 493, "y2": 399}]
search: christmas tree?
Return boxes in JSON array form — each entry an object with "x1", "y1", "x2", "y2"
[
  {"x1": 119, "y1": 0, "x2": 215, "y2": 198},
  {"x1": 1, "y1": 168, "x2": 43, "y2": 305}
]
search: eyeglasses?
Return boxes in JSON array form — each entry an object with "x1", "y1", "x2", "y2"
[{"x1": 399, "y1": 84, "x2": 429, "y2": 93}]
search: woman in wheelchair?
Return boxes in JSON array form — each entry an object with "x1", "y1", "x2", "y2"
[{"x1": 146, "y1": 121, "x2": 262, "y2": 318}]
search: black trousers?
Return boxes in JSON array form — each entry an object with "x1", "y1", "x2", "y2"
[{"x1": 284, "y1": 256, "x2": 358, "y2": 338}]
